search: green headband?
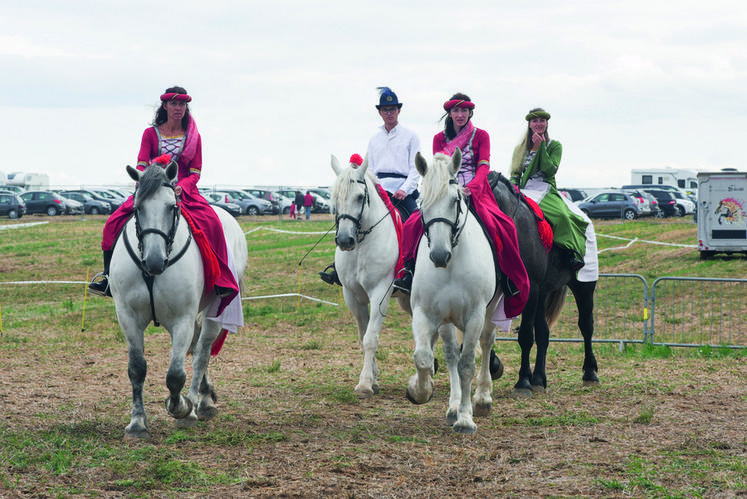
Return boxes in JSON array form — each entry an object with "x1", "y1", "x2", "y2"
[{"x1": 525, "y1": 110, "x2": 551, "y2": 121}]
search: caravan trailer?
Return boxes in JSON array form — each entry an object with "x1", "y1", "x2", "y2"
[
  {"x1": 630, "y1": 168, "x2": 698, "y2": 194},
  {"x1": 696, "y1": 170, "x2": 747, "y2": 259}
]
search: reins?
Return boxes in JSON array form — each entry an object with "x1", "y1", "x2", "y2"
[
  {"x1": 333, "y1": 177, "x2": 398, "y2": 244},
  {"x1": 122, "y1": 182, "x2": 192, "y2": 327},
  {"x1": 421, "y1": 178, "x2": 468, "y2": 249}
]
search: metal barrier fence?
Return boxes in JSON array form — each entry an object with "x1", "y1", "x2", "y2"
[{"x1": 495, "y1": 273, "x2": 747, "y2": 349}]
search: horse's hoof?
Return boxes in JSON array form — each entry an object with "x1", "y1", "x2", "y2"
[
  {"x1": 405, "y1": 387, "x2": 433, "y2": 405},
  {"x1": 355, "y1": 388, "x2": 375, "y2": 400},
  {"x1": 473, "y1": 402, "x2": 492, "y2": 418},
  {"x1": 452, "y1": 422, "x2": 477, "y2": 435},
  {"x1": 175, "y1": 415, "x2": 198, "y2": 428},
  {"x1": 511, "y1": 388, "x2": 532, "y2": 399},
  {"x1": 124, "y1": 427, "x2": 150, "y2": 441},
  {"x1": 446, "y1": 409, "x2": 458, "y2": 425},
  {"x1": 197, "y1": 403, "x2": 219, "y2": 421},
  {"x1": 531, "y1": 385, "x2": 546, "y2": 394},
  {"x1": 165, "y1": 396, "x2": 193, "y2": 419},
  {"x1": 583, "y1": 370, "x2": 600, "y2": 386}
]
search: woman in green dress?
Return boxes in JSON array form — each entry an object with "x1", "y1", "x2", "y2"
[{"x1": 510, "y1": 108, "x2": 587, "y2": 271}]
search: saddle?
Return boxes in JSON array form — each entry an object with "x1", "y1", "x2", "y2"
[{"x1": 488, "y1": 171, "x2": 553, "y2": 252}]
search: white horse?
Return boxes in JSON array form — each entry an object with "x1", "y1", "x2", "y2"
[
  {"x1": 110, "y1": 162, "x2": 247, "y2": 439},
  {"x1": 330, "y1": 154, "x2": 410, "y2": 399},
  {"x1": 406, "y1": 150, "x2": 498, "y2": 434}
]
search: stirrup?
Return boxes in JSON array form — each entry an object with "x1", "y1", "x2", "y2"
[
  {"x1": 318, "y1": 264, "x2": 341, "y2": 286},
  {"x1": 88, "y1": 272, "x2": 112, "y2": 297},
  {"x1": 392, "y1": 270, "x2": 412, "y2": 295}
]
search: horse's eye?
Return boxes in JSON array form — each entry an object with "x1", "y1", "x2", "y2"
[{"x1": 356, "y1": 194, "x2": 365, "y2": 204}]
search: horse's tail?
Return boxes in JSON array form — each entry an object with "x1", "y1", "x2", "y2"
[{"x1": 545, "y1": 286, "x2": 568, "y2": 330}]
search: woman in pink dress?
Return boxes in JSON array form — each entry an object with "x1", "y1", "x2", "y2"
[
  {"x1": 394, "y1": 93, "x2": 529, "y2": 320},
  {"x1": 89, "y1": 86, "x2": 238, "y2": 312}
]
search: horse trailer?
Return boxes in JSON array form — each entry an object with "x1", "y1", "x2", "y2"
[{"x1": 697, "y1": 170, "x2": 747, "y2": 259}]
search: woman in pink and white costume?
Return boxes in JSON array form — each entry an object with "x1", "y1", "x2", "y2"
[
  {"x1": 394, "y1": 93, "x2": 529, "y2": 326},
  {"x1": 89, "y1": 86, "x2": 240, "y2": 323}
]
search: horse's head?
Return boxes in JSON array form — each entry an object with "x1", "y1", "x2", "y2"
[
  {"x1": 416, "y1": 150, "x2": 465, "y2": 268},
  {"x1": 126, "y1": 161, "x2": 180, "y2": 275},
  {"x1": 330, "y1": 154, "x2": 373, "y2": 251}
]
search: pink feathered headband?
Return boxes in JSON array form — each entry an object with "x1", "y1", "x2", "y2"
[
  {"x1": 443, "y1": 99, "x2": 475, "y2": 111},
  {"x1": 160, "y1": 93, "x2": 192, "y2": 102}
]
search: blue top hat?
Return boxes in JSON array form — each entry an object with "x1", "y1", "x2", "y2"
[{"x1": 376, "y1": 86, "x2": 402, "y2": 109}]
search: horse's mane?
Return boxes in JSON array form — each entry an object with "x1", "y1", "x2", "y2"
[
  {"x1": 419, "y1": 153, "x2": 463, "y2": 209},
  {"x1": 134, "y1": 165, "x2": 171, "y2": 208},
  {"x1": 331, "y1": 165, "x2": 378, "y2": 210}
]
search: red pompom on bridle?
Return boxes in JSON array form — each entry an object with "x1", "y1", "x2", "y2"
[
  {"x1": 153, "y1": 153, "x2": 172, "y2": 166},
  {"x1": 349, "y1": 154, "x2": 363, "y2": 166}
]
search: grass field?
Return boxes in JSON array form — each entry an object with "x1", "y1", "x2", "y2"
[{"x1": 0, "y1": 214, "x2": 745, "y2": 498}]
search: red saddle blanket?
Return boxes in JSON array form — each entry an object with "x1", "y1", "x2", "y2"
[{"x1": 374, "y1": 183, "x2": 404, "y2": 276}]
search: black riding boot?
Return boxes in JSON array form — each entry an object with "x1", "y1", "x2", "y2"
[
  {"x1": 501, "y1": 273, "x2": 521, "y2": 297},
  {"x1": 319, "y1": 263, "x2": 342, "y2": 286},
  {"x1": 565, "y1": 248, "x2": 585, "y2": 272},
  {"x1": 392, "y1": 259, "x2": 415, "y2": 294},
  {"x1": 88, "y1": 249, "x2": 113, "y2": 297}
]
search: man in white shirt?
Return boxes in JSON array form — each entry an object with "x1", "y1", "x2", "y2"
[
  {"x1": 320, "y1": 86, "x2": 421, "y2": 286},
  {"x1": 366, "y1": 86, "x2": 421, "y2": 221}
]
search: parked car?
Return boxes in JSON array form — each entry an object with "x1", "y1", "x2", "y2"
[
  {"x1": 309, "y1": 192, "x2": 331, "y2": 213},
  {"x1": 575, "y1": 191, "x2": 640, "y2": 220},
  {"x1": 643, "y1": 189, "x2": 679, "y2": 217},
  {"x1": 59, "y1": 190, "x2": 111, "y2": 215},
  {"x1": 65, "y1": 189, "x2": 125, "y2": 210},
  {"x1": 670, "y1": 190, "x2": 696, "y2": 216},
  {"x1": 558, "y1": 188, "x2": 588, "y2": 202},
  {"x1": 0, "y1": 185, "x2": 26, "y2": 196},
  {"x1": 90, "y1": 189, "x2": 127, "y2": 209},
  {"x1": 272, "y1": 192, "x2": 294, "y2": 214},
  {"x1": 0, "y1": 191, "x2": 26, "y2": 219},
  {"x1": 19, "y1": 190, "x2": 69, "y2": 216},
  {"x1": 204, "y1": 192, "x2": 242, "y2": 217},
  {"x1": 244, "y1": 188, "x2": 280, "y2": 214},
  {"x1": 57, "y1": 194, "x2": 84, "y2": 215},
  {"x1": 211, "y1": 189, "x2": 273, "y2": 216},
  {"x1": 621, "y1": 189, "x2": 660, "y2": 218}
]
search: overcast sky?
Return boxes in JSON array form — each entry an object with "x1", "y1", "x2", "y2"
[{"x1": 2, "y1": 1, "x2": 746, "y2": 191}]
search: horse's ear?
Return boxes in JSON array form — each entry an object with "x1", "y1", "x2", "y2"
[
  {"x1": 415, "y1": 152, "x2": 428, "y2": 177},
  {"x1": 330, "y1": 154, "x2": 342, "y2": 176},
  {"x1": 165, "y1": 161, "x2": 178, "y2": 181},
  {"x1": 358, "y1": 155, "x2": 369, "y2": 176},
  {"x1": 451, "y1": 148, "x2": 462, "y2": 175},
  {"x1": 126, "y1": 165, "x2": 140, "y2": 182}
]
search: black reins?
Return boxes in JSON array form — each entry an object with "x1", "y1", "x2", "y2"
[
  {"x1": 334, "y1": 178, "x2": 397, "y2": 244},
  {"x1": 122, "y1": 181, "x2": 192, "y2": 326},
  {"x1": 421, "y1": 178, "x2": 468, "y2": 249}
]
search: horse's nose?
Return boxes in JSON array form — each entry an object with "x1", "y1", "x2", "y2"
[
  {"x1": 142, "y1": 255, "x2": 167, "y2": 275},
  {"x1": 335, "y1": 234, "x2": 355, "y2": 251},
  {"x1": 429, "y1": 249, "x2": 451, "y2": 268}
]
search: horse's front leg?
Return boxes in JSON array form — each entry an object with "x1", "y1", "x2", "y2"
[
  {"x1": 188, "y1": 318, "x2": 222, "y2": 422},
  {"x1": 406, "y1": 309, "x2": 438, "y2": 405},
  {"x1": 125, "y1": 335, "x2": 149, "y2": 440},
  {"x1": 452, "y1": 315, "x2": 482, "y2": 434},
  {"x1": 572, "y1": 280, "x2": 599, "y2": 386},
  {"x1": 473, "y1": 319, "x2": 496, "y2": 418},
  {"x1": 343, "y1": 286, "x2": 382, "y2": 399},
  {"x1": 531, "y1": 303, "x2": 550, "y2": 393},
  {"x1": 439, "y1": 324, "x2": 461, "y2": 425},
  {"x1": 164, "y1": 320, "x2": 194, "y2": 422},
  {"x1": 513, "y1": 294, "x2": 539, "y2": 398}
]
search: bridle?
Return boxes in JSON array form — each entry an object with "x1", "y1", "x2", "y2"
[
  {"x1": 121, "y1": 181, "x2": 192, "y2": 326},
  {"x1": 421, "y1": 178, "x2": 468, "y2": 249},
  {"x1": 334, "y1": 177, "x2": 393, "y2": 244}
]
